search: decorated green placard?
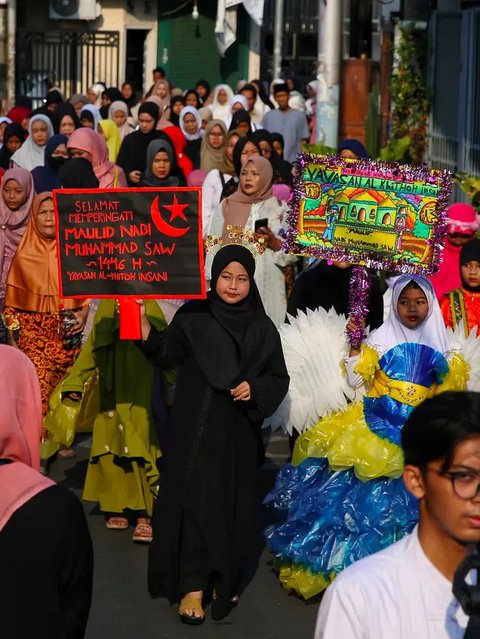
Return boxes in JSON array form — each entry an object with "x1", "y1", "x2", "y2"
[{"x1": 284, "y1": 154, "x2": 452, "y2": 275}]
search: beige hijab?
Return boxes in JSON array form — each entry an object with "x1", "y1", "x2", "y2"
[
  {"x1": 221, "y1": 155, "x2": 273, "y2": 239},
  {"x1": 200, "y1": 119, "x2": 230, "y2": 173}
]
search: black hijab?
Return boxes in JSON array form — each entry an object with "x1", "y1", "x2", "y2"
[
  {"x1": 232, "y1": 136, "x2": 261, "y2": 177},
  {"x1": 229, "y1": 109, "x2": 252, "y2": 135},
  {"x1": 208, "y1": 244, "x2": 264, "y2": 348},
  {"x1": 100, "y1": 87, "x2": 124, "y2": 118},
  {"x1": 249, "y1": 130, "x2": 292, "y2": 185},
  {"x1": 31, "y1": 133, "x2": 68, "y2": 193},
  {"x1": 0, "y1": 123, "x2": 26, "y2": 170},
  {"x1": 460, "y1": 239, "x2": 480, "y2": 292},
  {"x1": 121, "y1": 81, "x2": 138, "y2": 110},
  {"x1": 176, "y1": 244, "x2": 272, "y2": 391},
  {"x1": 116, "y1": 102, "x2": 170, "y2": 180},
  {"x1": 168, "y1": 95, "x2": 184, "y2": 127},
  {"x1": 58, "y1": 157, "x2": 99, "y2": 188},
  {"x1": 183, "y1": 90, "x2": 201, "y2": 110},
  {"x1": 269, "y1": 132, "x2": 285, "y2": 158},
  {"x1": 52, "y1": 102, "x2": 80, "y2": 133},
  {"x1": 286, "y1": 261, "x2": 384, "y2": 329}
]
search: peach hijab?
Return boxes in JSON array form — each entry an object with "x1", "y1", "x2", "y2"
[
  {"x1": 0, "y1": 345, "x2": 54, "y2": 533},
  {"x1": 5, "y1": 192, "x2": 85, "y2": 313},
  {"x1": 221, "y1": 155, "x2": 273, "y2": 239}
]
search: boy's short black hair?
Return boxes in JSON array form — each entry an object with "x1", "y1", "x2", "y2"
[
  {"x1": 153, "y1": 67, "x2": 165, "y2": 76},
  {"x1": 402, "y1": 391, "x2": 480, "y2": 471},
  {"x1": 240, "y1": 83, "x2": 258, "y2": 98}
]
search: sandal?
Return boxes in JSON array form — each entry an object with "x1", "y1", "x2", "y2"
[
  {"x1": 179, "y1": 595, "x2": 205, "y2": 625},
  {"x1": 106, "y1": 516, "x2": 129, "y2": 530},
  {"x1": 58, "y1": 447, "x2": 77, "y2": 459},
  {"x1": 132, "y1": 522, "x2": 153, "y2": 543}
]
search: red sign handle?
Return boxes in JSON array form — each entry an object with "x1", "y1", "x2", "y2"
[{"x1": 118, "y1": 298, "x2": 142, "y2": 340}]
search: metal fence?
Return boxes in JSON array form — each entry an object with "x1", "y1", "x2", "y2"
[
  {"x1": 428, "y1": 9, "x2": 480, "y2": 179},
  {"x1": 16, "y1": 30, "x2": 120, "y2": 107}
]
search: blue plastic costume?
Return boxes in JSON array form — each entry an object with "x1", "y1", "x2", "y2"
[{"x1": 265, "y1": 276, "x2": 468, "y2": 598}]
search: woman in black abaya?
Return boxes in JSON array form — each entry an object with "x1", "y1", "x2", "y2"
[
  {"x1": 116, "y1": 102, "x2": 168, "y2": 186},
  {"x1": 136, "y1": 244, "x2": 289, "y2": 624}
]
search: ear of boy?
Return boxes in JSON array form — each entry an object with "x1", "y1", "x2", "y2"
[{"x1": 403, "y1": 465, "x2": 427, "y2": 500}]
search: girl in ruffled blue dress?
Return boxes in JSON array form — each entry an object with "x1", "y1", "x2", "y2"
[{"x1": 266, "y1": 275, "x2": 469, "y2": 598}]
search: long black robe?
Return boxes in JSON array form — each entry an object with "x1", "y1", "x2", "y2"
[
  {"x1": 137, "y1": 299, "x2": 289, "y2": 620},
  {"x1": 286, "y1": 261, "x2": 384, "y2": 329}
]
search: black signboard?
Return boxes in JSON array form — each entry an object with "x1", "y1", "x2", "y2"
[{"x1": 53, "y1": 187, "x2": 205, "y2": 299}]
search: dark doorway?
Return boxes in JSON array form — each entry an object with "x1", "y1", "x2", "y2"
[{"x1": 125, "y1": 29, "x2": 149, "y2": 89}]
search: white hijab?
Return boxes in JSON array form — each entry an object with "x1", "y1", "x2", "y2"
[
  {"x1": 209, "y1": 84, "x2": 234, "y2": 123},
  {"x1": 368, "y1": 274, "x2": 450, "y2": 356},
  {"x1": 179, "y1": 106, "x2": 203, "y2": 141},
  {"x1": 80, "y1": 104, "x2": 101, "y2": 132},
  {"x1": 10, "y1": 114, "x2": 54, "y2": 172},
  {"x1": 225, "y1": 94, "x2": 249, "y2": 129}
]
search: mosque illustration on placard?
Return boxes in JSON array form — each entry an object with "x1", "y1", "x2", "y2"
[{"x1": 297, "y1": 181, "x2": 438, "y2": 265}]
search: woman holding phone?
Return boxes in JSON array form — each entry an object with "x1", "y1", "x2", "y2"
[{"x1": 207, "y1": 155, "x2": 296, "y2": 326}]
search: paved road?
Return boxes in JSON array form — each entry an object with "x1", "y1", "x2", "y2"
[{"x1": 49, "y1": 432, "x2": 318, "y2": 639}]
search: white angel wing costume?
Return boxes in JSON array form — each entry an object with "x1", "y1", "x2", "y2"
[
  {"x1": 447, "y1": 323, "x2": 480, "y2": 391},
  {"x1": 266, "y1": 307, "x2": 364, "y2": 436}
]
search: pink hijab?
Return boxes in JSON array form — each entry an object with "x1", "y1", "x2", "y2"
[
  {"x1": 67, "y1": 127, "x2": 126, "y2": 188},
  {"x1": 0, "y1": 168, "x2": 35, "y2": 302},
  {"x1": 0, "y1": 345, "x2": 54, "y2": 533}
]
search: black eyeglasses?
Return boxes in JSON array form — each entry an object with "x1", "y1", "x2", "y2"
[{"x1": 426, "y1": 467, "x2": 480, "y2": 499}]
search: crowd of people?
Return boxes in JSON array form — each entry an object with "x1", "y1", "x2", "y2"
[{"x1": 1, "y1": 66, "x2": 480, "y2": 639}]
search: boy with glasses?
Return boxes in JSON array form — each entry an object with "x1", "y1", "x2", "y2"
[{"x1": 315, "y1": 391, "x2": 480, "y2": 638}]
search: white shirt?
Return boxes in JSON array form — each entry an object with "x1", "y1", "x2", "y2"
[{"x1": 315, "y1": 526, "x2": 469, "y2": 639}]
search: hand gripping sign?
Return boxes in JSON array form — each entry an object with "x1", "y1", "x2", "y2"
[
  {"x1": 283, "y1": 154, "x2": 453, "y2": 346},
  {"x1": 54, "y1": 187, "x2": 204, "y2": 338}
]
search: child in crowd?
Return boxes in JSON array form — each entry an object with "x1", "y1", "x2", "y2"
[
  {"x1": 441, "y1": 238, "x2": 480, "y2": 336},
  {"x1": 266, "y1": 276, "x2": 469, "y2": 599},
  {"x1": 430, "y1": 202, "x2": 479, "y2": 300}
]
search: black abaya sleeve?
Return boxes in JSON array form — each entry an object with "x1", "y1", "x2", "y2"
[
  {"x1": 136, "y1": 321, "x2": 188, "y2": 369},
  {"x1": 246, "y1": 331, "x2": 289, "y2": 422}
]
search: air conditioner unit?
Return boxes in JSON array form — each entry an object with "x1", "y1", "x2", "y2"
[{"x1": 49, "y1": 0, "x2": 102, "y2": 20}]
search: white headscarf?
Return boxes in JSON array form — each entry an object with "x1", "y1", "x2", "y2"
[
  {"x1": 108, "y1": 100, "x2": 132, "y2": 140},
  {"x1": 225, "y1": 94, "x2": 249, "y2": 129},
  {"x1": 88, "y1": 82, "x2": 105, "y2": 108},
  {"x1": 80, "y1": 104, "x2": 101, "y2": 132},
  {"x1": 10, "y1": 114, "x2": 54, "y2": 172},
  {"x1": 368, "y1": 274, "x2": 450, "y2": 356},
  {"x1": 0, "y1": 116, "x2": 12, "y2": 150},
  {"x1": 179, "y1": 106, "x2": 203, "y2": 141},
  {"x1": 209, "y1": 84, "x2": 234, "y2": 122}
]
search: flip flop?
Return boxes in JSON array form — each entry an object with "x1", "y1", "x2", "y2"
[
  {"x1": 132, "y1": 522, "x2": 153, "y2": 543},
  {"x1": 179, "y1": 595, "x2": 205, "y2": 625},
  {"x1": 58, "y1": 447, "x2": 77, "y2": 459},
  {"x1": 106, "y1": 516, "x2": 129, "y2": 530}
]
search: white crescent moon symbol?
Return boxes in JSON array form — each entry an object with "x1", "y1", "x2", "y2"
[{"x1": 150, "y1": 195, "x2": 190, "y2": 238}]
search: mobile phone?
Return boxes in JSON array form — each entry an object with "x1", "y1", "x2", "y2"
[{"x1": 254, "y1": 218, "x2": 269, "y2": 232}]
